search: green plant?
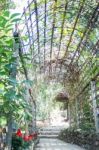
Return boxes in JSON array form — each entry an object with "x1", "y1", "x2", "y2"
[
  {"x1": 12, "y1": 135, "x2": 23, "y2": 150},
  {"x1": 12, "y1": 135, "x2": 32, "y2": 150}
]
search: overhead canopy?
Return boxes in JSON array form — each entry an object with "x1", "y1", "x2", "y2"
[{"x1": 19, "y1": 0, "x2": 99, "y2": 95}]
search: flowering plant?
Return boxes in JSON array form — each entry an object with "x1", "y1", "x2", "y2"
[{"x1": 12, "y1": 129, "x2": 38, "y2": 150}]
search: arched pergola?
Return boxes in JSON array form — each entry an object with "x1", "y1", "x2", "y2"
[{"x1": 17, "y1": 0, "x2": 99, "y2": 132}]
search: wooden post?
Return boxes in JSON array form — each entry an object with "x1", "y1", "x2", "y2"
[
  {"x1": 34, "y1": 102, "x2": 36, "y2": 130},
  {"x1": 75, "y1": 99, "x2": 79, "y2": 128},
  {"x1": 91, "y1": 80, "x2": 99, "y2": 133},
  {"x1": 68, "y1": 104, "x2": 71, "y2": 127},
  {"x1": 31, "y1": 100, "x2": 36, "y2": 131}
]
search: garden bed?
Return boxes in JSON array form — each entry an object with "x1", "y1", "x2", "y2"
[{"x1": 58, "y1": 128, "x2": 99, "y2": 150}]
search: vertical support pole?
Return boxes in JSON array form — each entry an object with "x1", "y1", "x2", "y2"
[
  {"x1": 91, "y1": 80, "x2": 99, "y2": 133},
  {"x1": 34, "y1": 102, "x2": 36, "y2": 131},
  {"x1": 14, "y1": 28, "x2": 36, "y2": 133},
  {"x1": 6, "y1": 29, "x2": 19, "y2": 150},
  {"x1": 68, "y1": 104, "x2": 71, "y2": 127},
  {"x1": 75, "y1": 99, "x2": 79, "y2": 128},
  {"x1": 67, "y1": 103, "x2": 69, "y2": 120},
  {"x1": 31, "y1": 101, "x2": 35, "y2": 131}
]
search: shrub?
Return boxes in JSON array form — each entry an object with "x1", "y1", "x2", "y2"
[{"x1": 58, "y1": 128, "x2": 99, "y2": 150}]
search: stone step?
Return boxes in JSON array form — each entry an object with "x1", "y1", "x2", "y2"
[
  {"x1": 39, "y1": 133, "x2": 59, "y2": 136},
  {"x1": 38, "y1": 126, "x2": 62, "y2": 138},
  {"x1": 40, "y1": 127, "x2": 63, "y2": 130},
  {"x1": 39, "y1": 131, "x2": 60, "y2": 134},
  {"x1": 38, "y1": 134, "x2": 58, "y2": 138}
]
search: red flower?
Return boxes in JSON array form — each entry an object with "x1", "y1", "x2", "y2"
[
  {"x1": 16, "y1": 129, "x2": 22, "y2": 137},
  {"x1": 23, "y1": 135, "x2": 29, "y2": 141},
  {"x1": 32, "y1": 132, "x2": 37, "y2": 139},
  {"x1": 22, "y1": 132, "x2": 38, "y2": 141},
  {"x1": 28, "y1": 135, "x2": 33, "y2": 140}
]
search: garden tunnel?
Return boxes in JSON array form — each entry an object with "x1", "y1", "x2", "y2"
[
  {"x1": 17, "y1": 0, "x2": 99, "y2": 132},
  {"x1": 0, "y1": 0, "x2": 99, "y2": 149}
]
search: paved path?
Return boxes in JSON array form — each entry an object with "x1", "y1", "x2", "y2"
[{"x1": 35, "y1": 138, "x2": 85, "y2": 150}]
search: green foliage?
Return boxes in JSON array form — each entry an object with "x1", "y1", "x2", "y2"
[
  {"x1": 0, "y1": 10, "x2": 31, "y2": 128},
  {"x1": 12, "y1": 135, "x2": 23, "y2": 150},
  {"x1": 0, "y1": 0, "x2": 15, "y2": 12},
  {"x1": 35, "y1": 80, "x2": 63, "y2": 120},
  {"x1": 79, "y1": 102, "x2": 95, "y2": 131},
  {"x1": 12, "y1": 135, "x2": 32, "y2": 150},
  {"x1": 59, "y1": 128, "x2": 98, "y2": 149}
]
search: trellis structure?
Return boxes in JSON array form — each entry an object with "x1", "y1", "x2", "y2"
[{"x1": 18, "y1": 0, "x2": 99, "y2": 132}]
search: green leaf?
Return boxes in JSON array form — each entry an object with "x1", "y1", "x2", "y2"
[
  {"x1": 4, "y1": 11, "x2": 10, "y2": 17},
  {"x1": 7, "y1": 78, "x2": 18, "y2": 85},
  {"x1": 4, "y1": 90, "x2": 16, "y2": 101},
  {"x1": 0, "y1": 71, "x2": 6, "y2": 76},
  {"x1": 5, "y1": 23, "x2": 13, "y2": 28},
  {"x1": 11, "y1": 18, "x2": 21, "y2": 23},
  {"x1": 0, "y1": 16, "x2": 8, "y2": 27},
  {"x1": 0, "y1": 16, "x2": 7, "y2": 22},
  {"x1": 5, "y1": 28, "x2": 13, "y2": 33},
  {"x1": 0, "y1": 83, "x2": 4, "y2": 89},
  {"x1": 10, "y1": 13, "x2": 20, "y2": 19}
]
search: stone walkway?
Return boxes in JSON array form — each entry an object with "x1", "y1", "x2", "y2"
[{"x1": 35, "y1": 138, "x2": 85, "y2": 150}]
